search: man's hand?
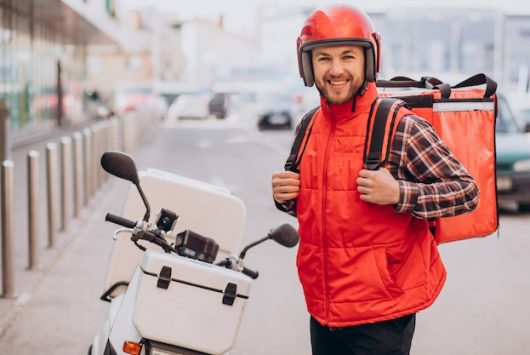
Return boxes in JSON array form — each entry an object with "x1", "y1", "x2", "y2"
[
  {"x1": 357, "y1": 168, "x2": 400, "y2": 205},
  {"x1": 272, "y1": 171, "x2": 300, "y2": 203}
]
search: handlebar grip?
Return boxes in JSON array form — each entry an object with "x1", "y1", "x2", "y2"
[
  {"x1": 242, "y1": 267, "x2": 259, "y2": 279},
  {"x1": 105, "y1": 213, "x2": 136, "y2": 228}
]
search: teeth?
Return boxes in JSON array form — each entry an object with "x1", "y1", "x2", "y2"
[{"x1": 329, "y1": 80, "x2": 347, "y2": 86}]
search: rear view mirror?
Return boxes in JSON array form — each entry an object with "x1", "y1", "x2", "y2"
[
  {"x1": 101, "y1": 151, "x2": 140, "y2": 185},
  {"x1": 101, "y1": 151, "x2": 151, "y2": 222}
]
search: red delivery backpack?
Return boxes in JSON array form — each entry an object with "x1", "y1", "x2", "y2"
[{"x1": 286, "y1": 74, "x2": 498, "y2": 244}]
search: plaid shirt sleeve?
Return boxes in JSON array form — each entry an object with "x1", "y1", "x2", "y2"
[{"x1": 389, "y1": 115, "x2": 479, "y2": 219}]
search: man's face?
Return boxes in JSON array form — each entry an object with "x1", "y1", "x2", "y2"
[{"x1": 312, "y1": 45, "x2": 365, "y2": 104}]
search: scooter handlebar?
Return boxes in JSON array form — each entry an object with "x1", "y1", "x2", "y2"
[
  {"x1": 105, "y1": 213, "x2": 136, "y2": 229},
  {"x1": 242, "y1": 267, "x2": 259, "y2": 279}
]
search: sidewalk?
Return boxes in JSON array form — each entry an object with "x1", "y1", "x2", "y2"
[{"x1": 0, "y1": 118, "x2": 107, "y2": 335}]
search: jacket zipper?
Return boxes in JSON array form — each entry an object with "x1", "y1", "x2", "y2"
[{"x1": 321, "y1": 120, "x2": 335, "y2": 322}]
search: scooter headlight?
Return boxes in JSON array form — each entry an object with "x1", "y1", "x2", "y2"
[{"x1": 146, "y1": 340, "x2": 195, "y2": 355}]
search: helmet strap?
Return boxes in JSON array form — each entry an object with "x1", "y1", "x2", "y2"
[{"x1": 351, "y1": 85, "x2": 365, "y2": 112}]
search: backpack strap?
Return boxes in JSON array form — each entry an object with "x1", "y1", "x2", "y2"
[
  {"x1": 284, "y1": 106, "x2": 319, "y2": 173},
  {"x1": 364, "y1": 98, "x2": 407, "y2": 170}
]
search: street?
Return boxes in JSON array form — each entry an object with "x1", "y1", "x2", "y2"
[{"x1": 0, "y1": 120, "x2": 529, "y2": 355}]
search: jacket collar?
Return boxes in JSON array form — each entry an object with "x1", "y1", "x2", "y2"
[{"x1": 320, "y1": 82, "x2": 378, "y2": 121}]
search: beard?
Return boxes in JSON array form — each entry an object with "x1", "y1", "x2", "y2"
[{"x1": 315, "y1": 75, "x2": 364, "y2": 105}]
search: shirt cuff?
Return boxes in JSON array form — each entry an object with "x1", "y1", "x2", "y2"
[
  {"x1": 394, "y1": 180, "x2": 420, "y2": 214},
  {"x1": 274, "y1": 199, "x2": 297, "y2": 216}
]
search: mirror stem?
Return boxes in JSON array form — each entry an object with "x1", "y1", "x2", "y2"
[
  {"x1": 136, "y1": 184, "x2": 151, "y2": 222},
  {"x1": 238, "y1": 235, "x2": 270, "y2": 260}
]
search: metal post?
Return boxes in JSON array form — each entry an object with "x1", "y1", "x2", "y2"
[
  {"x1": 111, "y1": 117, "x2": 120, "y2": 151},
  {"x1": 90, "y1": 125, "x2": 97, "y2": 193},
  {"x1": 27, "y1": 151, "x2": 39, "y2": 270},
  {"x1": 103, "y1": 123, "x2": 110, "y2": 182},
  {"x1": 46, "y1": 143, "x2": 58, "y2": 247},
  {"x1": 72, "y1": 132, "x2": 83, "y2": 217},
  {"x1": 122, "y1": 115, "x2": 130, "y2": 153},
  {"x1": 60, "y1": 137, "x2": 71, "y2": 232},
  {"x1": 83, "y1": 128, "x2": 92, "y2": 204},
  {"x1": 0, "y1": 101, "x2": 10, "y2": 161},
  {"x1": 93, "y1": 125, "x2": 102, "y2": 190},
  {"x1": 1, "y1": 160, "x2": 15, "y2": 297}
]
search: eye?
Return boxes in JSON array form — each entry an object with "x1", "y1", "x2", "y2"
[
  {"x1": 343, "y1": 55, "x2": 355, "y2": 61},
  {"x1": 317, "y1": 56, "x2": 331, "y2": 62}
]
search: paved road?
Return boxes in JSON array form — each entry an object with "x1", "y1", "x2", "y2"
[{"x1": 0, "y1": 120, "x2": 529, "y2": 354}]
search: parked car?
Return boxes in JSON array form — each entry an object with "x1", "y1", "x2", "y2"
[
  {"x1": 208, "y1": 92, "x2": 232, "y2": 119},
  {"x1": 495, "y1": 94, "x2": 530, "y2": 211},
  {"x1": 207, "y1": 92, "x2": 252, "y2": 122},
  {"x1": 166, "y1": 93, "x2": 211, "y2": 121},
  {"x1": 255, "y1": 91, "x2": 298, "y2": 131}
]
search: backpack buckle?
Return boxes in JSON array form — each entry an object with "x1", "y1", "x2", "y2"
[{"x1": 364, "y1": 159, "x2": 381, "y2": 171}]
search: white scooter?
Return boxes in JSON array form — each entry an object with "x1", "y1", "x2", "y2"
[{"x1": 89, "y1": 151, "x2": 299, "y2": 355}]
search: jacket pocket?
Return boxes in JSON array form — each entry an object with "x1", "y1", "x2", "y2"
[
  {"x1": 372, "y1": 247, "x2": 403, "y2": 298},
  {"x1": 327, "y1": 247, "x2": 403, "y2": 302}
]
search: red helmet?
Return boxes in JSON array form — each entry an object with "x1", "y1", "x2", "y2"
[{"x1": 297, "y1": 5, "x2": 381, "y2": 87}]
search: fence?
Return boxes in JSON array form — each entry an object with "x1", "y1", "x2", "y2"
[{"x1": 0, "y1": 109, "x2": 153, "y2": 298}]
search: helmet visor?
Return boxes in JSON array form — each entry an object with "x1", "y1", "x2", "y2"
[{"x1": 300, "y1": 38, "x2": 374, "y2": 52}]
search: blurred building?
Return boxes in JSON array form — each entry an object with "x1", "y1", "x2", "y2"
[
  {"x1": 86, "y1": 6, "x2": 260, "y2": 109},
  {"x1": 0, "y1": 0, "x2": 155, "y2": 141},
  {"x1": 258, "y1": 5, "x2": 530, "y2": 88},
  {"x1": 175, "y1": 18, "x2": 259, "y2": 87}
]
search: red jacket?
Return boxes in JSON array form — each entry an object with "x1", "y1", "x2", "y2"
[{"x1": 296, "y1": 83, "x2": 446, "y2": 327}]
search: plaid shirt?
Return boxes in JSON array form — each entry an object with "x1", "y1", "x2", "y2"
[
  {"x1": 388, "y1": 114, "x2": 478, "y2": 219},
  {"x1": 278, "y1": 114, "x2": 479, "y2": 219}
]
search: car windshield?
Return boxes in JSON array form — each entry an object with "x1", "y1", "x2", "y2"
[{"x1": 496, "y1": 95, "x2": 519, "y2": 133}]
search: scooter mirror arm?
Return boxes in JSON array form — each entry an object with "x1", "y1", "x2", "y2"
[
  {"x1": 136, "y1": 183, "x2": 151, "y2": 222},
  {"x1": 238, "y1": 235, "x2": 270, "y2": 260}
]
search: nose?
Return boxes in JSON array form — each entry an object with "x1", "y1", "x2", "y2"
[{"x1": 329, "y1": 58, "x2": 345, "y2": 76}]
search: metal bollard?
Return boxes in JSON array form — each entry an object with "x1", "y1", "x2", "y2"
[
  {"x1": 1, "y1": 160, "x2": 15, "y2": 297},
  {"x1": 103, "y1": 123, "x2": 110, "y2": 182},
  {"x1": 90, "y1": 125, "x2": 98, "y2": 192},
  {"x1": 83, "y1": 128, "x2": 92, "y2": 204},
  {"x1": 60, "y1": 137, "x2": 71, "y2": 232},
  {"x1": 0, "y1": 101, "x2": 10, "y2": 162},
  {"x1": 111, "y1": 117, "x2": 120, "y2": 151},
  {"x1": 46, "y1": 143, "x2": 58, "y2": 247},
  {"x1": 94, "y1": 125, "x2": 102, "y2": 190},
  {"x1": 122, "y1": 115, "x2": 131, "y2": 153},
  {"x1": 27, "y1": 151, "x2": 40, "y2": 270},
  {"x1": 72, "y1": 132, "x2": 83, "y2": 217}
]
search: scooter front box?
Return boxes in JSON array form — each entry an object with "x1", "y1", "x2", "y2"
[
  {"x1": 103, "y1": 169, "x2": 246, "y2": 298},
  {"x1": 133, "y1": 251, "x2": 251, "y2": 354}
]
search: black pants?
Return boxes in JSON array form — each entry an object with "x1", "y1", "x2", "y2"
[{"x1": 310, "y1": 314, "x2": 416, "y2": 355}]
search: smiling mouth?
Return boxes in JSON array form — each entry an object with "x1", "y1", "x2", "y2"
[{"x1": 327, "y1": 79, "x2": 349, "y2": 87}]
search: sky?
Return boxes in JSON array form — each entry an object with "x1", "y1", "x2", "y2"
[{"x1": 120, "y1": 0, "x2": 530, "y2": 37}]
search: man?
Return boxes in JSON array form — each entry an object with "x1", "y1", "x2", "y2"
[{"x1": 271, "y1": 5, "x2": 479, "y2": 355}]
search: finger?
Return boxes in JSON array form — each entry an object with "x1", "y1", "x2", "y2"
[
  {"x1": 356, "y1": 177, "x2": 371, "y2": 187},
  {"x1": 273, "y1": 171, "x2": 300, "y2": 179},
  {"x1": 358, "y1": 169, "x2": 374, "y2": 178},
  {"x1": 274, "y1": 185, "x2": 300, "y2": 194},
  {"x1": 272, "y1": 179, "x2": 301, "y2": 191},
  {"x1": 359, "y1": 193, "x2": 372, "y2": 202},
  {"x1": 282, "y1": 178, "x2": 301, "y2": 187},
  {"x1": 281, "y1": 192, "x2": 299, "y2": 200},
  {"x1": 357, "y1": 186, "x2": 371, "y2": 194},
  {"x1": 274, "y1": 192, "x2": 299, "y2": 203}
]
